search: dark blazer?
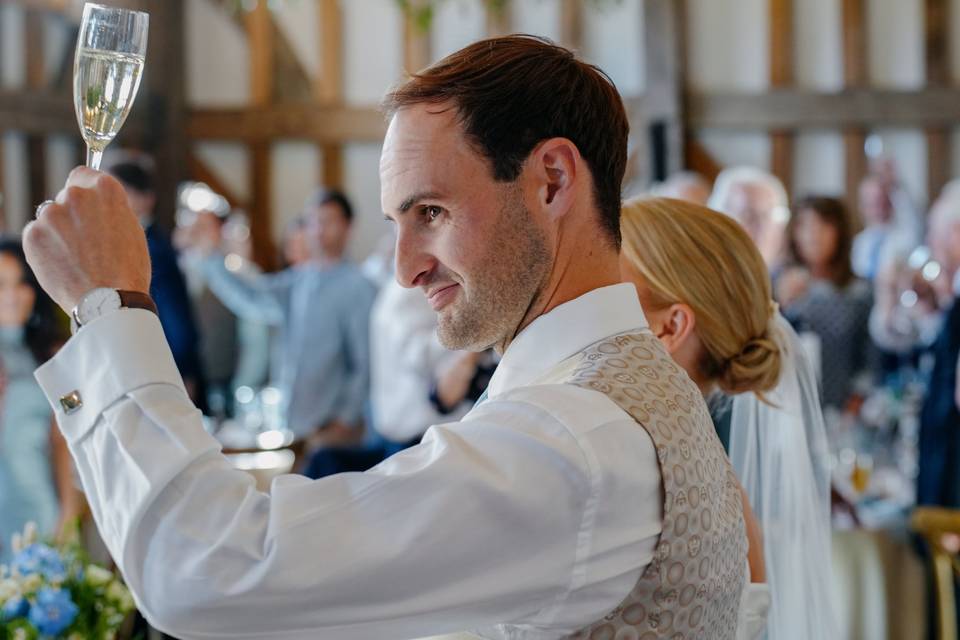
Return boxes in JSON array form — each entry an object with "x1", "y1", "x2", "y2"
[
  {"x1": 145, "y1": 224, "x2": 202, "y2": 384},
  {"x1": 918, "y1": 298, "x2": 960, "y2": 506}
]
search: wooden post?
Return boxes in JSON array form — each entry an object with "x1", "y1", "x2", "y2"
[
  {"x1": 485, "y1": 2, "x2": 510, "y2": 37},
  {"x1": 25, "y1": 9, "x2": 48, "y2": 211},
  {"x1": 145, "y1": 0, "x2": 187, "y2": 232},
  {"x1": 245, "y1": 0, "x2": 274, "y2": 107},
  {"x1": 644, "y1": 0, "x2": 685, "y2": 179},
  {"x1": 315, "y1": 0, "x2": 342, "y2": 104},
  {"x1": 842, "y1": 0, "x2": 868, "y2": 214},
  {"x1": 249, "y1": 141, "x2": 274, "y2": 268},
  {"x1": 769, "y1": 0, "x2": 794, "y2": 198},
  {"x1": 403, "y1": 5, "x2": 431, "y2": 74},
  {"x1": 316, "y1": 0, "x2": 344, "y2": 189},
  {"x1": 560, "y1": 0, "x2": 583, "y2": 52},
  {"x1": 246, "y1": 0, "x2": 275, "y2": 267},
  {"x1": 925, "y1": 0, "x2": 950, "y2": 202}
]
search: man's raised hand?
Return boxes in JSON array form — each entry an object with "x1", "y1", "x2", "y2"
[{"x1": 24, "y1": 167, "x2": 151, "y2": 314}]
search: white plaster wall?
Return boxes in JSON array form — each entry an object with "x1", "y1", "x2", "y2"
[
  {"x1": 686, "y1": 0, "x2": 770, "y2": 179},
  {"x1": 795, "y1": 0, "x2": 843, "y2": 91},
  {"x1": 867, "y1": 0, "x2": 923, "y2": 89},
  {"x1": 793, "y1": 130, "x2": 845, "y2": 197},
  {"x1": 343, "y1": 0, "x2": 403, "y2": 105},
  {"x1": 194, "y1": 142, "x2": 251, "y2": 203},
  {"x1": 45, "y1": 135, "x2": 76, "y2": 201},
  {"x1": 43, "y1": 13, "x2": 73, "y2": 86},
  {"x1": 686, "y1": 0, "x2": 769, "y2": 92},
  {"x1": 270, "y1": 141, "x2": 321, "y2": 241},
  {"x1": 185, "y1": 0, "x2": 250, "y2": 106},
  {"x1": 509, "y1": 0, "x2": 563, "y2": 43},
  {"x1": 2, "y1": 135, "x2": 30, "y2": 233},
  {"x1": 1, "y1": 4, "x2": 25, "y2": 89},
  {"x1": 430, "y1": 0, "x2": 486, "y2": 63},
  {"x1": 344, "y1": 142, "x2": 387, "y2": 260},
  {"x1": 273, "y1": 0, "x2": 321, "y2": 80},
  {"x1": 582, "y1": 0, "x2": 644, "y2": 96}
]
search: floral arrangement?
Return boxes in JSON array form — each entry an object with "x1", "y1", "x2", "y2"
[{"x1": 0, "y1": 523, "x2": 135, "y2": 640}]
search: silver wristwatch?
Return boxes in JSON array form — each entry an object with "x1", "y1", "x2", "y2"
[{"x1": 70, "y1": 288, "x2": 158, "y2": 334}]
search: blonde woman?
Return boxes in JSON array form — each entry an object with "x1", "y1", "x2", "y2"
[{"x1": 620, "y1": 197, "x2": 834, "y2": 640}]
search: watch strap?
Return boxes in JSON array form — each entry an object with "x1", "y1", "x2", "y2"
[
  {"x1": 71, "y1": 289, "x2": 158, "y2": 335},
  {"x1": 117, "y1": 290, "x2": 159, "y2": 316}
]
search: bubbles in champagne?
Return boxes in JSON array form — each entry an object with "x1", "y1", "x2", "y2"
[{"x1": 73, "y1": 49, "x2": 144, "y2": 152}]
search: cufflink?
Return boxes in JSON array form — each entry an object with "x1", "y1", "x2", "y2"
[{"x1": 59, "y1": 390, "x2": 83, "y2": 414}]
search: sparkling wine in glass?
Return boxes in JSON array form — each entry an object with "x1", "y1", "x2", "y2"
[{"x1": 73, "y1": 4, "x2": 149, "y2": 170}]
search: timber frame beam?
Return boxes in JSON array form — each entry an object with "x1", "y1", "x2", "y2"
[{"x1": 688, "y1": 88, "x2": 960, "y2": 129}]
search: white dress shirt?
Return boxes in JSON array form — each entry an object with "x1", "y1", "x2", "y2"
[
  {"x1": 36, "y1": 284, "x2": 661, "y2": 640},
  {"x1": 370, "y1": 278, "x2": 464, "y2": 443}
]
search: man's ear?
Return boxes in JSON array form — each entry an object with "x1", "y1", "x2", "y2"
[{"x1": 527, "y1": 137, "x2": 580, "y2": 221}]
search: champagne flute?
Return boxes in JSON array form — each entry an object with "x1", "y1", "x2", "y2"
[{"x1": 73, "y1": 4, "x2": 149, "y2": 170}]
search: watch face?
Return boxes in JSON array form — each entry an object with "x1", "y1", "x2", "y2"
[{"x1": 77, "y1": 288, "x2": 121, "y2": 325}]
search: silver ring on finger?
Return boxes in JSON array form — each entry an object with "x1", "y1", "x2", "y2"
[{"x1": 34, "y1": 200, "x2": 55, "y2": 219}]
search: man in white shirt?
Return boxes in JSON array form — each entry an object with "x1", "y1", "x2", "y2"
[
  {"x1": 370, "y1": 278, "x2": 455, "y2": 447},
  {"x1": 26, "y1": 36, "x2": 746, "y2": 639}
]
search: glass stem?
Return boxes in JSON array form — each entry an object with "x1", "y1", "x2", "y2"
[{"x1": 86, "y1": 146, "x2": 103, "y2": 170}]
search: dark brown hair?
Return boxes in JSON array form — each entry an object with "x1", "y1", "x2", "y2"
[
  {"x1": 383, "y1": 35, "x2": 629, "y2": 248},
  {"x1": 0, "y1": 237, "x2": 67, "y2": 364},
  {"x1": 789, "y1": 195, "x2": 856, "y2": 287}
]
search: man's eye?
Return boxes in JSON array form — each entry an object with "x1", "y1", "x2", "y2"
[{"x1": 424, "y1": 206, "x2": 443, "y2": 221}]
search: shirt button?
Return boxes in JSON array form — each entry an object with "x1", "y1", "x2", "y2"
[{"x1": 59, "y1": 390, "x2": 83, "y2": 414}]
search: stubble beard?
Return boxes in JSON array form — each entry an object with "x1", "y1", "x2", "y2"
[{"x1": 436, "y1": 197, "x2": 551, "y2": 353}]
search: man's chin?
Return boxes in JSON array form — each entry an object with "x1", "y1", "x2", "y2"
[{"x1": 437, "y1": 310, "x2": 493, "y2": 352}]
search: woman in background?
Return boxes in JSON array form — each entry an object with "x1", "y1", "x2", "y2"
[
  {"x1": 777, "y1": 196, "x2": 874, "y2": 410},
  {"x1": 0, "y1": 238, "x2": 79, "y2": 562},
  {"x1": 620, "y1": 197, "x2": 835, "y2": 640}
]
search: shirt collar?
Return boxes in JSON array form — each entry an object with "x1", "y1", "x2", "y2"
[{"x1": 487, "y1": 283, "x2": 649, "y2": 398}]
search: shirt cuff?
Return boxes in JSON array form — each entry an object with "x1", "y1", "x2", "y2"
[{"x1": 35, "y1": 308, "x2": 186, "y2": 445}]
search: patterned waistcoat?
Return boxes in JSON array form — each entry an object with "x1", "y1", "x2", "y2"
[{"x1": 563, "y1": 332, "x2": 747, "y2": 640}]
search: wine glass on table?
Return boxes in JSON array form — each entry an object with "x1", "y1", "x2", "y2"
[{"x1": 73, "y1": 3, "x2": 149, "y2": 170}]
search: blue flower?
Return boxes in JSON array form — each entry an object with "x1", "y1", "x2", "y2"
[
  {"x1": 1, "y1": 594, "x2": 28, "y2": 620},
  {"x1": 27, "y1": 587, "x2": 78, "y2": 636},
  {"x1": 12, "y1": 543, "x2": 67, "y2": 582}
]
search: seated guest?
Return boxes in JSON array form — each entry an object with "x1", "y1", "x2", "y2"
[
  {"x1": 107, "y1": 159, "x2": 204, "y2": 404},
  {"x1": 776, "y1": 196, "x2": 874, "y2": 410},
  {"x1": 868, "y1": 252, "x2": 943, "y2": 356},
  {"x1": 192, "y1": 188, "x2": 376, "y2": 444},
  {"x1": 429, "y1": 349, "x2": 497, "y2": 415},
  {"x1": 852, "y1": 173, "x2": 920, "y2": 282},
  {"x1": 370, "y1": 278, "x2": 457, "y2": 452},
  {"x1": 0, "y1": 239, "x2": 80, "y2": 563},
  {"x1": 708, "y1": 166, "x2": 791, "y2": 270},
  {"x1": 621, "y1": 197, "x2": 835, "y2": 640},
  {"x1": 918, "y1": 186, "x2": 960, "y2": 507}
]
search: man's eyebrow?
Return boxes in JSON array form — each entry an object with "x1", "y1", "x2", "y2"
[{"x1": 398, "y1": 191, "x2": 443, "y2": 214}]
